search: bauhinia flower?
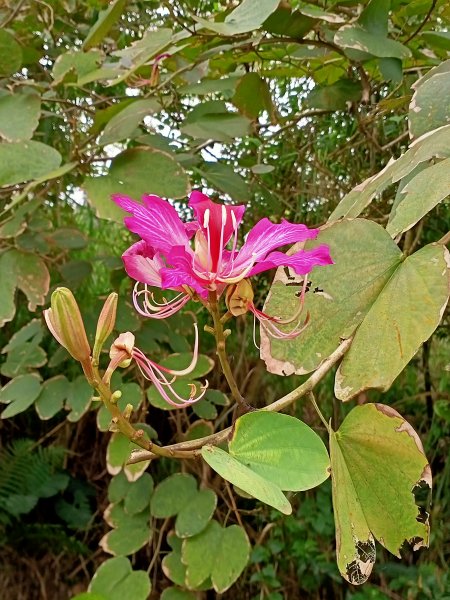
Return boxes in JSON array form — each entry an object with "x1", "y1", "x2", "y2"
[
  {"x1": 113, "y1": 191, "x2": 333, "y2": 324},
  {"x1": 107, "y1": 328, "x2": 208, "y2": 408}
]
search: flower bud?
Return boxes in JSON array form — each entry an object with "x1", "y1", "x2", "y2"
[
  {"x1": 44, "y1": 287, "x2": 91, "y2": 363},
  {"x1": 93, "y1": 293, "x2": 118, "y2": 360},
  {"x1": 110, "y1": 332, "x2": 135, "y2": 368},
  {"x1": 225, "y1": 279, "x2": 254, "y2": 317}
]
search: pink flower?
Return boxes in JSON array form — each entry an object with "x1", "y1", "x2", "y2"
[{"x1": 113, "y1": 191, "x2": 333, "y2": 318}]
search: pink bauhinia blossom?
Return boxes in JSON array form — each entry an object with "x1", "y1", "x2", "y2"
[{"x1": 112, "y1": 191, "x2": 333, "y2": 322}]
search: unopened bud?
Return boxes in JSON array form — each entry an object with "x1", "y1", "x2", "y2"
[
  {"x1": 93, "y1": 293, "x2": 118, "y2": 360},
  {"x1": 225, "y1": 279, "x2": 254, "y2": 317},
  {"x1": 44, "y1": 287, "x2": 91, "y2": 362},
  {"x1": 123, "y1": 403, "x2": 134, "y2": 420},
  {"x1": 110, "y1": 332, "x2": 135, "y2": 368}
]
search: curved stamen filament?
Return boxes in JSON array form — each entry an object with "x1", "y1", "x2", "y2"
[{"x1": 133, "y1": 283, "x2": 190, "y2": 319}]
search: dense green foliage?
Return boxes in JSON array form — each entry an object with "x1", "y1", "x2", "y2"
[{"x1": 0, "y1": 0, "x2": 449, "y2": 598}]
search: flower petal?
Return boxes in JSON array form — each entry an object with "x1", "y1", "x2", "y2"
[
  {"x1": 161, "y1": 247, "x2": 209, "y2": 298},
  {"x1": 122, "y1": 241, "x2": 166, "y2": 287},
  {"x1": 188, "y1": 191, "x2": 246, "y2": 271},
  {"x1": 235, "y1": 218, "x2": 319, "y2": 268},
  {"x1": 113, "y1": 194, "x2": 189, "y2": 255},
  {"x1": 248, "y1": 245, "x2": 333, "y2": 277}
]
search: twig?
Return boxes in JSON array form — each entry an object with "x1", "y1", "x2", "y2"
[
  {"x1": 127, "y1": 336, "x2": 353, "y2": 464},
  {"x1": 404, "y1": 0, "x2": 438, "y2": 43}
]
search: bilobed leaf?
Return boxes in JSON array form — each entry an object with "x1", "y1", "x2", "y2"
[
  {"x1": 328, "y1": 124, "x2": 450, "y2": 221},
  {"x1": 0, "y1": 141, "x2": 61, "y2": 187},
  {"x1": 194, "y1": 0, "x2": 280, "y2": 36},
  {"x1": 0, "y1": 92, "x2": 41, "y2": 142},
  {"x1": 0, "y1": 249, "x2": 50, "y2": 326},
  {"x1": 229, "y1": 412, "x2": 330, "y2": 491},
  {"x1": 150, "y1": 474, "x2": 197, "y2": 518},
  {"x1": 2, "y1": 319, "x2": 42, "y2": 353},
  {"x1": 0, "y1": 374, "x2": 42, "y2": 419},
  {"x1": 262, "y1": 219, "x2": 402, "y2": 375},
  {"x1": 66, "y1": 376, "x2": 93, "y2": 422},
  {"x1": 182, "y1": 520, "x2": 250, "y2": 593},
  {"x1": 99, "y1": 99, "x2": 160, "y2": 145},
  {"x1": 409, "y1": 71, "x2": 450, "y2": 139},
  {"x1": 84, "y1": 147, "x2": 189, "y2": 221},
  {"x1": 0, "y1": 342, "x2": 47, "y2": 378},
  {"x1": 106, "y1": 431, "x2": 150, "y2": 481},
  {"x1": 335, "y1": 243, "x2": 449, "y2": 400},
  {"x1": 201, "y1": 445, "x2": 292, "y2": 514},
  {"x1": 123, "y1": 473, "x2": 154, "y2": 515},
  {"x1": 108, "y1": 471, "x2": 130, "y2": 504},
  {"x1": 35, "y1": 376, "x2": 68, "y2": 420},
  {"x1": 100, "y1": 521, "x2": 152, "y2": 556},
  {"x1": 263, "y1": 6, "x2": 316, "y2": 38},
  {"x1": 232, "y1": 73, "x2": 275, "y2": 120},
  {"x1": 330, "y1": 403, "x2": 431, "y2": 584},
  {"x1": 386, "y1": 158, "x2": 450, "y2": 237},
  {"x1": 0, "y1": 30, "x2": 22, "y2": 77},
  {"x1": 89, "y1": 556, "x2": 151, "y2": 600},
  {"x1": 83, "y1": 0, "x2": 127, "y2": 49},
  {"x1": 175, "y1": 488, "x2": 217, "y2": 538}
]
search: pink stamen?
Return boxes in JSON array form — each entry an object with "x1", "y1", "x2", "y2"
[{"x1": 133, "y1": 283, "x2": 190, "y2": 319}]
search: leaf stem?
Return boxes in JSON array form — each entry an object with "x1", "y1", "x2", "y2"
[{"x1": 307, "y1": 392, "x2": 330, "y2": 433}]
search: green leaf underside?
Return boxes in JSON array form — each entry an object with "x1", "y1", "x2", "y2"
[
  {"x1": 386, "y1": 158, "x2": 450, "y2": 237},
  {"x1": 262, "y1": 219, "x2": 402, "y2": 376},
  {"x1": 0, "y1": 141, "x2": 62, "y2": 187},
  {"x1": 409, "y1": 71, "x2": 450, "y2": 139},
  {"x1": 229, "y1": 412, "x2": 330, "y2": 491},
  {"x1": 182, "y1": 520, "x2": 250, "y2": 592},
  {"x1": 328, "y1": 124, "x2": 450, "y2": 221},
  {"x1": 0, "y1": 93, "x2": 41, "y2": 142},
  {"x1": 84, "y1": 147, "x2": 189, "y2": 221},
  {"x1": 201, "y1": 445, "x2": 291, "y2": 514},
  {"x1": 193, "y1": 0, "x2": 280, "y2": 36},
  {"x1": 335, "y1": 243, "x2": 449, "y2": 400},
  {"x1": 330, "y1": 403, "x2": 431, "y2": 585}
]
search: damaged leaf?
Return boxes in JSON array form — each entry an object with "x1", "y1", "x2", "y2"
[{"x1": 330, "y1": 403, "x2": 431, "y2": 585}]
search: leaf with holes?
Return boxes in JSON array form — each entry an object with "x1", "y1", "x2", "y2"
[{"x1": 330, "y1": 403, "x2": 431, "y2": 585}]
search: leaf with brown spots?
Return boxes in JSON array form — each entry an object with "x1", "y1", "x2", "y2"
[{"x1": 330, "y1": 403, "x2": 431, "y2": 585}]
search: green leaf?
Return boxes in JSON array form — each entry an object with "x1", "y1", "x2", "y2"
[
  {"x1": 299, "y1": 3, "x2": 346, "y2": 23},
  {"x1": 161, "y1": 588, "x2": 197, "y2": 600},
  {"x1": 328, "y1": 124, "x2": 450, "y2": 220},
  {"x1": 0, "y1": 141, "x2": 62, "y2": 186},
  {"x1": 99, "y1": 99, "x2": 160, "y2": 145},
  {"x1": 89, "y1": 557, "x2": 151, "y2": 600},
  {"x1": 232, "y1": 73, "x2": 275, "y2": 120},
  {"x1": 106, "y1": 430, "x2": 151, "y2": 481},
  {"x1": 181, "y1": 101, "x2": 251, "y2": 143},
  {"x1": 386, "y1": 158, "x2": 450, "y2": 237},
  {"x1": 0, "y1": 249, "x2": 50, "y2": 326},
  {"x1": 0, "y1": 92, "x2": 41, "y2": 142},
  {"x1": 229, "y1": 412, "x2": 330, "y2": 491},
  {"x1": 202, "y1": 445, "x2": 291, "y2": 514},
  {"x1": 47, "y1": 228, "x2": 87, "y2": 250},
  {"x1": 110, "y1": 28, "x2": 172, "y2": 83},
  {"x1": 151, "y1": 474, "x2": 197, "y2": 518},
  {"x1": 124, "y1": 473, "x2": 154, "y2": 515},
  {"x1": 262, "y1": 219, "x2": 402, "y2": 375},
  {"x1": 108, "y1": 471, "x2": 130, "y2": 504},
  {"x1": 71, "y1": 593, "x2": 105, "y2": 600},
  {"x1": 194, "y1": 0, "x2": 280, "y2": 35},
  {"x1": 52, "y1": 49, "x2": 103, "y2": 84},
  {"x1": 184, "y1": 420, "x2": 214, "y2": 441},
  {"x1": 409, "y1": 72, "x2": 450, "y2": 139},
  {"x1": 330, "y1": 404, "x2": 431, "y2": 584},
  {"x1": 84, "y1": 147, "x2": 189, "y2": 221},
  {"x1": 0, "y1": 342, "x2": 47, "y2": 378},
  {"x1": 0, "y1": 374, "x2": 42, "y2": 419},
  {"x1": 263, "y1": 6, "x2": 316, "y2": 38},
  {"x1": 1, "y1": 319, "x2": 42, "y2": 353},
  {"x1": 335, "y1": 243, "x2": 449, "y2": 400},
  {"x1": 35, "y1": 376, "x2": 68, "y2": 420},
  {"x1": 175, "y1": 488, "x2": 217, "y2": 538},
  {"x1": 158, "y1": 353, "x2": 214, "y2": 380},
  {"x1": 182, "y1": 520, "x2": 250, "y2": 592},
  {"x1": 66, "y1": 376, "x2": 93, "y2": 422},
  {"x1": 306, "y1": 79, "x2": 362, "y2": 110},
  {"x1": 197, "y1": 161, "x2": 251, "y2": 202},
  {"x1": 334, "y1": 0, "x2": 410, "y2": 60},
  {"x1": 378, "y1": 57, "x2": 403, "y2": 83},
  {"x1": 83, "y1": 0, "x2": 127, "y2": 50},
  {"x1": 0, "y1": 29, "x2": 22, "y2": 77},
  {"x1": 192, "y1": 398, "x2": 218, "y2": 420},
  {"x1": 162, "y1": 534, "x2": 188, "y2": 587},
  {"x1": 97, "y1": 382, "x2": 143, "y2": 431},
  {"x1": 100, "y1": 520, "x2": 152, "y2": 556}
]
